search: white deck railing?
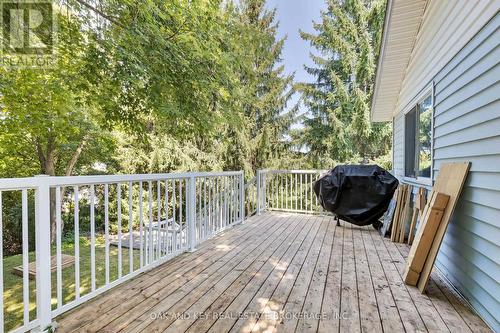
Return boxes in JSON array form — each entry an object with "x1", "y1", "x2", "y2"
[
  {"x1": 256, "y1": 170, "x2": 327, "y2": 214},
  {"x1": 0, "y1": 169, "x2": 324, "y2": 332},
  {"x1": 0, "y1": 171, "x2": 245, "y2": 333}
]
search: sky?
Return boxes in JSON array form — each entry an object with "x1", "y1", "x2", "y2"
[{"x1": 265, "y1": 0, "x2": 327, "y2": 120}]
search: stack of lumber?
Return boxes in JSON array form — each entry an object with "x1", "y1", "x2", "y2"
[
  {"x1": 391, "y1": 184, "x2": 412, "y2": 243},
  {"x1": 403, "y1": 162, "x2": 471, "y2": 293}
]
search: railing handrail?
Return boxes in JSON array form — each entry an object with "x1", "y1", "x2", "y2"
[
  {"x1": 0, "y1": 171, "x2": 244, "y2": 190},
  {"x1": 260, "y1": 169, "x2": 328, "y2": 175}
]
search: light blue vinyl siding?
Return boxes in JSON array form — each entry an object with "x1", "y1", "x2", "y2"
[
  {"x1": 393, "y1": 113, "x2": 404, "y2": 177},
  {"x1": 432, "y1": 13, "x2": 500, "y2": 332}
]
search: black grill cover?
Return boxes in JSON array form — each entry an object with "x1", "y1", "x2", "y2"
[{"x1": 314, "y1": 165, "x2": 399, "y2": 226}]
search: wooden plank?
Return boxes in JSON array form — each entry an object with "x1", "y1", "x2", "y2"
[
  {"x1": 404, "y1": 192, "x2": 450, "y2": 285},
  {"x1": 391, "y1": 185, "x2": 405, "y2": 241},
  {"x1": 398, "y1": 243, "x2": 476, "y2": 333},
  {"x1": 57, "y1": 213, "x2": 271, "y2": 328},
  {"x1": 57, "y1": 213, "x2": 282, "y2": 332},
  {"x1": 370, "y1": 228, "x2": 428, "y2": 333},
  {"x1": 382, "y1": 239, "x2": 451, "y2": 332},
  {"x1": 432, "y1": 272, "x2": 492, "y2": 332},
  {"x1": 227, "y1": 215, "x2": 323, "y2": 333},
  {"x1": 339, "y1": 223, "x2": 361, "y2": 333},
  {"x1": 317, "y1": 218, "x2": 343, "y2": 333},
  {"x1": 407, "y1": 207, "x2": 419, "y2": 245},
  {"x1": 12, "y1": 254, "x2": 75, "y2": 280},
  {"x1": 100, "y1": 214, "x2": 293, "y2": 333},
  {"x1": 295, "y1": 218, "x2": 335, "y2": 333},
  {"x1": 418, "y1": 162, "x2": 471, "y2": 292},
  {"x1": 380, "y1": 189, "x2": 398, "y2": 237},
  {"x1": 54, "y1": 212, "x2": 492, "y2": 333},
  {"x1": 416, "y1": 187, "x2": 427, "y2": 213},
  {"x1": 163, "y1": 215, "x2": 307, "y2": 333},
  {"x1": 199, "y1": 215, "x2": 316, "y2": 333},
  {"x1": 398, "y1": 185, "x2": 413, "y2": 243},
  {"x1": 394, "y1": 184, "x2": 408, "y2": 243},
  {"x1": 425, "y1": 279, "x2": 474, "y2": 332},
  {"x1": 249, "y1": 219, "x2": 328, "y2": 333},
  {"x1": 276, "y1": 216, "x2": 329, "y2": 332},
  {"x1": 351, "y1": 226, "x2": 383, "y2": 333},
  {"x1": 361, "y1": 228, "x2": 405, "y2": 332}
]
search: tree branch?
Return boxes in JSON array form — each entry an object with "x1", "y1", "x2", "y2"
[
  {"x1": 65, "y1": 136, "x2": 87, "y2": 176},
  {"x1": 74, "y1": 0, "x2": 125, "y2": 29},
  {"x1": 35, "y1": 139, "x2": 46, "y2": 172}
]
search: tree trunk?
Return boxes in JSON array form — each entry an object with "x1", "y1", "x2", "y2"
[{"x1": 36, "y1": 136, "x2": 87, "y2": 243}]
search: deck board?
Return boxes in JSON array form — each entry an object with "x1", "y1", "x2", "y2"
[{"x1": 56, "y1": 212, "x2": 492, "y2": 333}]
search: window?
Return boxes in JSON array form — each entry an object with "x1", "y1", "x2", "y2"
[{"x1": 405, "y1": 94, "x2": 432, "y2": 179}]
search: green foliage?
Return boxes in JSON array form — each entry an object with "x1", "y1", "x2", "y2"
[
  {"x1": 298, "y1": 0, "x2": 391, "y2": 168},
  {"x1": 220, "y1": 0, "x2": 298, "y2": 175}
]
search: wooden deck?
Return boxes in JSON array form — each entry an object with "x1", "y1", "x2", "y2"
[{"x1": 56, "y1": 212, "x2": 492, "y2": 333}]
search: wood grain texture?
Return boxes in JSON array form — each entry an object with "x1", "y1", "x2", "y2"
[
  {"x1": 418, "y1": 162, "x2": 471, "y2": 292},
  {"x1": 54, "y1": 211, "x2": 490, "y2": 333}
]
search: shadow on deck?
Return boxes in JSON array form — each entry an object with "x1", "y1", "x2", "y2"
[{"x1": 55, "y1": 212, "x2": 491, "y2": 333}]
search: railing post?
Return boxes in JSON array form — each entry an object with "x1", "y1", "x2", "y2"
[
  {"x1": 35, "y1": 175, "x2": 53, "y2": 332},
  {"x1": 239, "y1": 171, "x2": 245, "y2": 223},
  {"x1": 187, "y1": 175, "x2": 197, "y2": 252},
  {"x1": 262, "y1": 172, "x2": 267, "y2": 212},
  {"x1": 256, "y1": 170, "x2": 261, "y2": 215}
]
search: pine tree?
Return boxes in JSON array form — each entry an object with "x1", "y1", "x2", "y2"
[
  {"x1": 222, "y1": 0, "x2": 297, "y2": 173},
  {"x1": 298, "y1": 0, "x2": 391, "y2": 168}
]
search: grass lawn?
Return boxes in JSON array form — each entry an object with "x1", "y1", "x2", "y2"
[{"x1": 3, "y1": 236, "x2": 141, "y2": 332}]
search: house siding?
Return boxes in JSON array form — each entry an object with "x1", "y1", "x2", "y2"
[
  {"x1": 392, "y1": 13, "x2": 500, "y2": 331},
  {"x1": 432, "y1": 13, "x2": 500, "y2": 331},
  {"x1": 394, "y1": 0, "x2": 499, "y2": 116},
  {"x1": 393, "y1": 113, "x2": 404, "y2": 177}
]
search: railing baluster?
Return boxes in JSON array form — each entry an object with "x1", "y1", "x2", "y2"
[
  {"x1": 105, "y1": 184, "x2": 110, "y2": 284},
  {"x1": 172, "y1": 179, "x2": 177, "y2": 253},
  {"x1": 179, "y1": 178, "x2": 182, "y2": 249},
  {"x1": 281, "y1": 174, "x2": 284, "y2": 209},
  {"x1": 310, "y1": 174, "x2": 313, "y2": 212},
  {"x1": 188, "y1": 176, "x2": 196, "y2": 252},
  {"x1": 208, "y1": 178, "x2": 212, "y2": 236},
  {"x1": 56, "y1": 187, "x2": 62, "y2": 308},
  {"x1": 74, "y1": 186, "x2": 80, "y2": 299},
  {"x1": 314, "y1": 174, "x2": 318, "y2": 211},
  {"x1": 285, "y1": 174, "x2": 288, "y2": 210},
  {"x1": 22, "y1": 189, "x2": 29, "y2": 325},
  {"x1": 294, "y1": 174, "x2": 299, "y2": 210},
  {"x1": 198, "y1": 178, "x2": 201, "y2": 240},
  {"x1": 164, "y1": 180, "x2": 169, "y2": 256},
  {"x1": 90, "y1": 184, "x2": 96, "y2": 291},
  {"x1": 224, "y1": 177, "x2": 228, "y2": 227},
  {"x1": 204, "y1": 178, "x2": 208, "y2": 237},
  {"x1": 139, "y1": 182, "x2": 144, "y2": 266},
  {"x1": 274, "y1": 174, "x2": 277, "y2": 209},
  {"x1": 129, "y1": 182, "x2": 134, "y2": 273},
  {"x1": 148, "y1": 181, "x2": 153, "y2": 263},
  {"x1": 117, "y1": 183, "x2": 122, "y2": 278},
  {"x1": 157, "y1": 180, "x2": 161, "y2": 259},
  {"x1": 300, "y1": 173, "x2": 303, "y2": 211},
  {"x1": 0, "y1": 192, "x2": 3, "y2": 330}
]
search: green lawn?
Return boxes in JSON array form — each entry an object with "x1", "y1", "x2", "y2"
[{"x1": 3, "y1": 236, "x2": 141, "y2": 332}]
